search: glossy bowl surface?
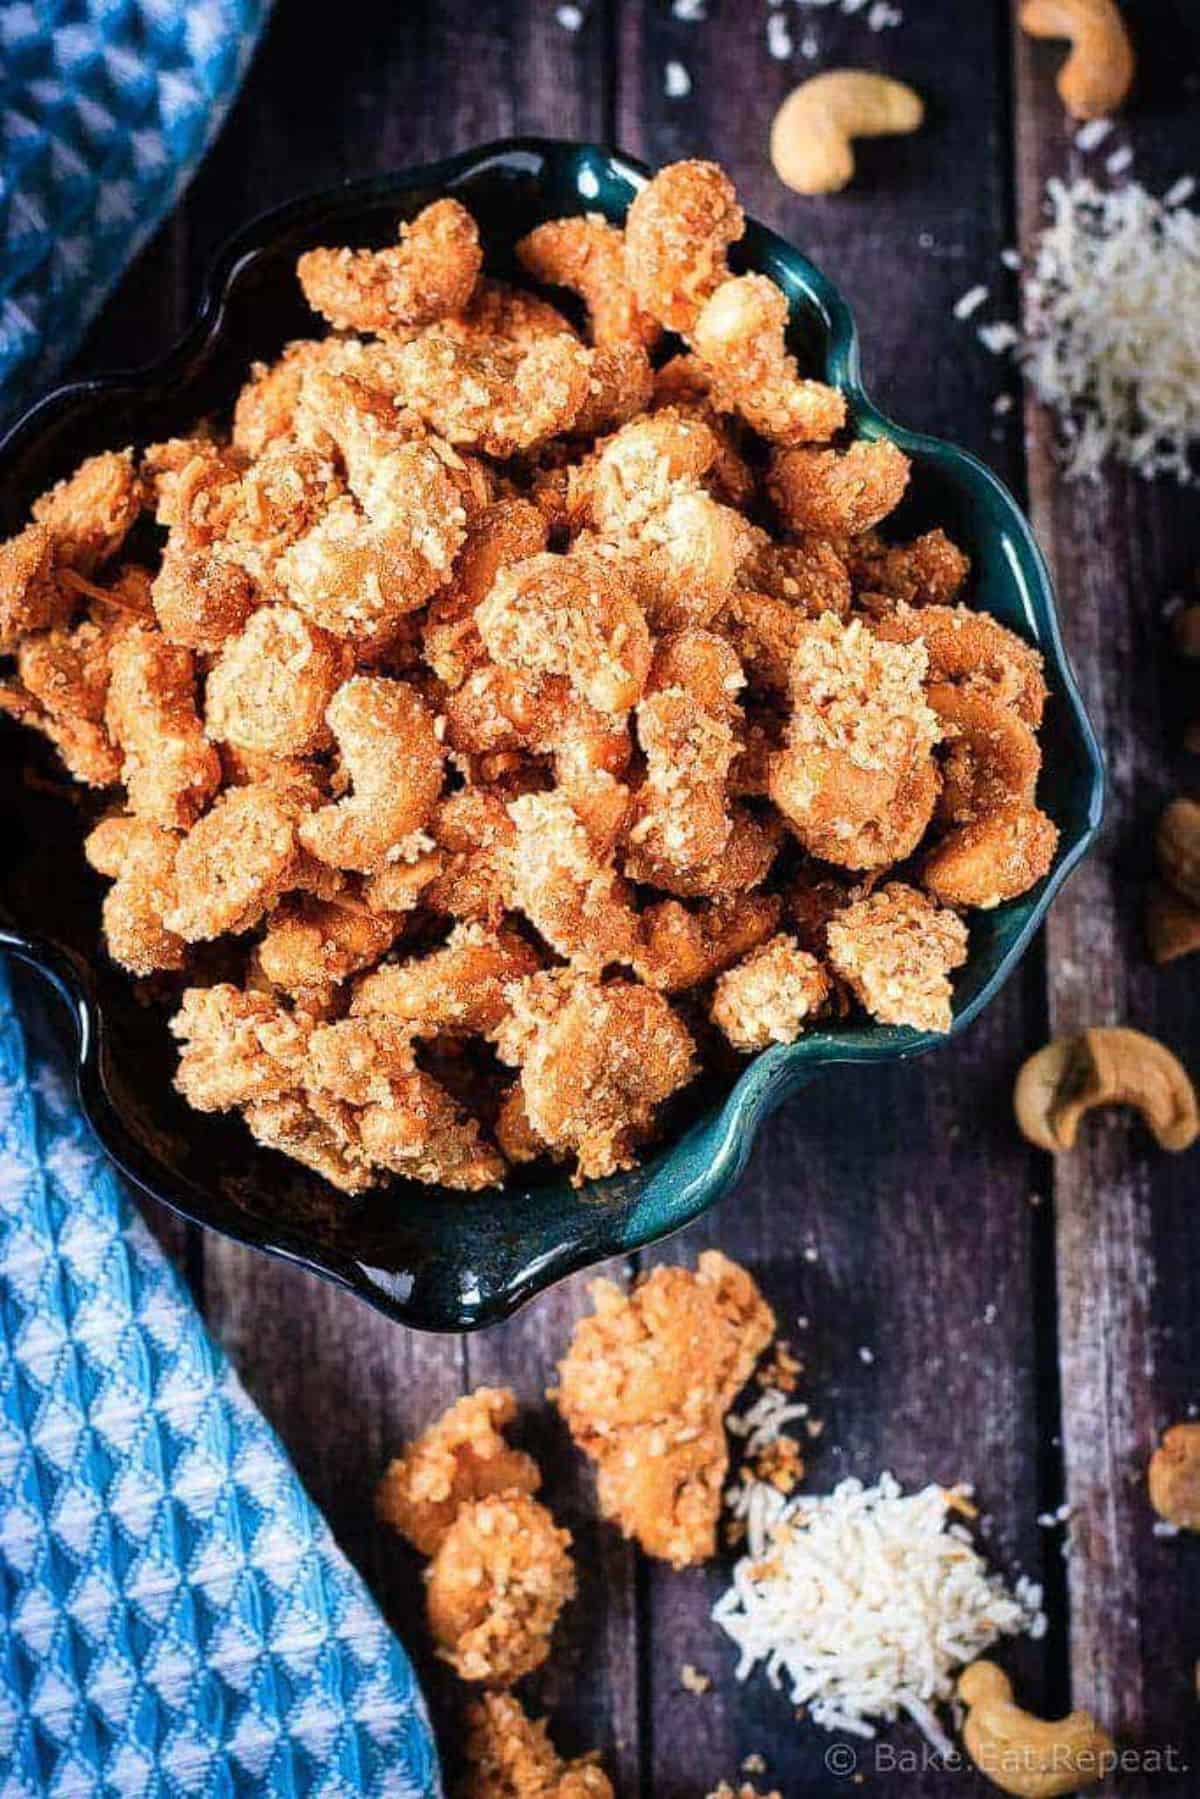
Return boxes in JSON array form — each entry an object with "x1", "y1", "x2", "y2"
[{"x1": 0, "y1": 138, "x2": 1104, "y2": 1330}]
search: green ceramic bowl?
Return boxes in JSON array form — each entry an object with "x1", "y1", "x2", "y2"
[{"x1": 0, "y1": 138, "x2": 1104, "y2": 1330}]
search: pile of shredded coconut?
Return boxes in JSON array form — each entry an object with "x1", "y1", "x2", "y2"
[
  {"x1": 713, "y1": 1472, "x2": 1045, "y2": 1755},
  {"x1": 1019, "y1": 177, "x2": 1200, "y2": 483}
]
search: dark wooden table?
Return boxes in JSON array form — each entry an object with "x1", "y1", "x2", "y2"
[{"x1": 70, "y1": 2, "x2": 1200, "y2": 1792}]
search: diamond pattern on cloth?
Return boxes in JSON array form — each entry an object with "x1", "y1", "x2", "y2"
[
  {"x1": 0, "y1": 0, "x2": 272, "y2": 421},
  {"x1": 0, "y1": 963, "x2": 441, "y2": 1798}
]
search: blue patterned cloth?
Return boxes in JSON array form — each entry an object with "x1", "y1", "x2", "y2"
[
  {"x1": 0, "y1": 964, "x2": 442, "y2": 1797},
  {"x1": 0, "y1": 0, "x2": 272, "y2": 420}
]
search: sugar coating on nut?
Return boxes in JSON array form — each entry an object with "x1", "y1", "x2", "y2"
[
  {"x1": 554, "y1": 1252, "x2": 774, "y2": 1566},
  {"x1": 463, "y1": 1692, "x2": 614, "y2": 1799},
  {"x1": 377, "y1": 1387, "x2": 541, "y2": 1557},
  {"x1": 425, "y1": 1491, "x2": 576, "y2": 1684},
  {"x1": 827, "y1": 881, "x2": 968, "y2": 1033},
  {"x1": 711, "y1": 933, "x2": 832, "y2": 1051}
]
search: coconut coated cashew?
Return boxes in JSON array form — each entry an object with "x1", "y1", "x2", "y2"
[
  {"x1": 770, "y1": 71, "x2": 924, "y2": 197},
  {"x1": 1014, "y1": 1026, "x2": 1199, "y2": 1154},
  {"x1": 958, "y1": 1662, "x2": 1114, "y2": 1798}
]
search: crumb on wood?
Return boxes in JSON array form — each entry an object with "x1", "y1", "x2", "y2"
[
  {"x1": 752, "y1": 1436, "x2": 805, "y2": 1494},
  {"x1": 756, "y1": 1339, "x2": 802, "y2": 1393}
]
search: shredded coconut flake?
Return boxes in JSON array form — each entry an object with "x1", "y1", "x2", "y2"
[
  {"x1": 953, "y1": 284, "x2": 989, "y2": 321},
  {"x1": 664, "y1": 59, "x2": 692, "y2": 97},
  {"x1": 714, "y1": 1473, "x2": 1044, "y2": 1753},
  {"x1": 792, "y1": 0, "x2": 901, "y2": 24},
  {"x1": 977, "y1": 320, "x2": 1019, "y2": 355},
  {"x1": 766, "y1": 10, "x2": 793, "y2": 58},
  {"x1": 728, "y1": 1386, "x2": 809, "y2": 1455},
  {"x1": 1074, "y1": 118, "x2": 1113, "y2": 153},
  {"x1": 1019, "y1": 177, "x2": 1200, "y2": 482}
]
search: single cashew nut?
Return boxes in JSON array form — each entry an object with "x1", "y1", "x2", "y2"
[
  {"x1": 1014, "y1": 1026, "x2": 1199, "y2": 1153},
  {"x1": 1148, "y1": 1422, "x2": 1200, "y2": 1531},
  {"x1": 1156, "y1": 796, "x2": 1200, "y2": 908},
  {"x1": 1020, "y1": 0, "x2": 1134, "y2": 121},
  {"x1": 1013, "y1": 1036, "x2": 1076, "y2": 1151},
  {"x1": 958, "y1": 1661, "x2": 1114, "y2": 1798},
  {"x1": 299, "y1": 675, "x2": 445, "y2": 874},
  {"x1": 1145, "y1": 883, "x2": 1200, "y2": 966},
  {"x1": 1171, "y1": 603, "x2": 1200, "y2": 660},
  {"x1": 770, "y1": 71, "x2": 924, "y2": 197}
]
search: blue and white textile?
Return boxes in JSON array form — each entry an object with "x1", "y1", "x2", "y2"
[
  {"x1": 0, "y1": 965, "x2": 442, "y2": 1797},
  {"x1": 0, "y1": 0, "x2": 271, "y2": 420}
]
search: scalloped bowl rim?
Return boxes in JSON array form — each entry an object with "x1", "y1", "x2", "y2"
[{"x1": 0, "y1": 138, "x2": 1105, "y2": 1329}]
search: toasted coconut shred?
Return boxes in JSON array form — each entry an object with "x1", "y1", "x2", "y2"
[{"x1": 713, "y1": 1472, "x2": 1046, "y2": 1756}]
